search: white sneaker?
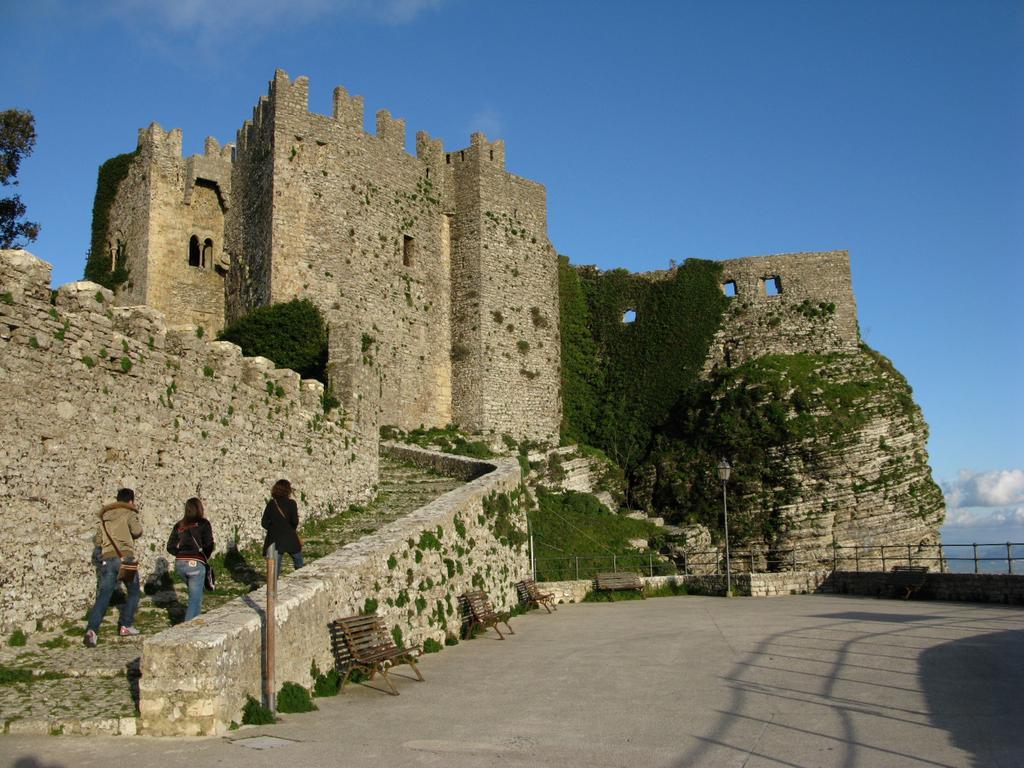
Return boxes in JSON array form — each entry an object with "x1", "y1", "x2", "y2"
[
  {"x1": 119, "y1": 625, "x2": 140, "y2": 637},
  {"x1": 84, "y1": 629, "x2": 97, "y2": 647}
]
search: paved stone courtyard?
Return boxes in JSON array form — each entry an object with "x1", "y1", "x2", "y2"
[
  {"x1": 2, "y1": 594, "x2": 1021, "y2": 768},
  {"x1": 0, "y1": 455, "x2": 461, "y2": 735}
]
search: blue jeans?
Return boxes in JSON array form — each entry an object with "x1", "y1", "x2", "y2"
[
  {"x1": 87, "y1": 557, "x2": 140, "y2": 633},
  {"x1": 275, "y1": 550, "x2": 304, "y2": 576},
  {"x1": 175, "y1": 559, "x2": 206, "y2": 621}
]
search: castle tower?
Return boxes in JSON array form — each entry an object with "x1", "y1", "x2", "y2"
[
  {"x1": 446, "y1": 133, "x2": 561, "y2": 443},
  {"x1": 100, "y1": 71, "x2": 562, "y2": 444},
  {"x1": 103, "y1": 123, "x2": 233, "y2": 333}
]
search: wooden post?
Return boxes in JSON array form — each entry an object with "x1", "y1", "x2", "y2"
[
  {"x1": 973, "y1": 543, "x2": 979, "y2": 574},
  {"x1": 1008, "y1": 543, "x2": 1014, "y2": 575},
  {"x1": 854, "y1": 544, "x2": 860, "y2": 572},
  {"x1": 265, "y1": 543, "x2": 277, "y2": 713}
]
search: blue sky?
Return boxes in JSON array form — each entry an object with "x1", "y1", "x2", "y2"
[{"x1": 5, "y1": 0, "x2": 1022, "y2": 542}]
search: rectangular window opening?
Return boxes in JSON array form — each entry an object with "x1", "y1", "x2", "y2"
[{"x1": 723, "y1": 281, "x2": 737, "y2": 297}]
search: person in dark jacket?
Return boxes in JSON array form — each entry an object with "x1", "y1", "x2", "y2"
[
  {"x1": 262, "y1": 479, "x2": 304, "y2": 576},
  {"x1": 166, "y1": 497, "x2": 215, "y2": 621}
]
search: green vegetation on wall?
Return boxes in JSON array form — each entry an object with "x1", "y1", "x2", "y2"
[
  {"x1": 558, "y1": 257, "x2": 728, "y2": 469},
  {"x1": 84, "y1": 151, "x2": 137, "y2": 290},
  {"x1": 529, "y1": 489, "x2": 666, "y2": 580},
  {"x1": 218, "y1": 298, "x2": 328, "y2": 382},
  {"x1": 642, "y1": 344, "x2": 941, "y2": 540}
]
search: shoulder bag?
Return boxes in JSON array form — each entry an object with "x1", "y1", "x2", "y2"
[
  {"x1": 274, "y1": 499, "x2": 303, "y2": 548},
  {"x1": 186, "y1": 526, "x2": 216, "y2": 591},
  {"x1": 101, "y1": 515, "x2": 138, "y2": 584}
]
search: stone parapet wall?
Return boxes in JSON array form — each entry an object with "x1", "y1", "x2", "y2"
[
  {"x1": 139, "y1": 454, "x2": 530, "y2": 735},
  {"x1": 0, "y1": 249, "x2": 377, "y2": 633},
  {"x1": 831, "y1": 571, "x2": 1024, "y2": 605},
  {"x1": 537, "y1": 570, "x2": 833, "y2": 601}
]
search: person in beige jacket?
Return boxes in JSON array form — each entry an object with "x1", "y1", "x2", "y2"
[{"x1": 84, "y1": 488, "x2": 142, "y2": 647}]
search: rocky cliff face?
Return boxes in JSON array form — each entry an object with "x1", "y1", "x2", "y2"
[{"x1": 640, "y1": 345, "x2": 945, "y2": 567}]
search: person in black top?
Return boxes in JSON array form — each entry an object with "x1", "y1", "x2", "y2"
[
  {"x1": 262, "y1": 479, "x2": 304, "y2": 576},
  {"x1": 166, "y1": 497, "x2": 215, "y2": 621}
]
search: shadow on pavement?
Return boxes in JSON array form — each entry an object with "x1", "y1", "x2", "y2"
[{"x1": 920, "y1": 627, "x2": 1024, "y2": 768}]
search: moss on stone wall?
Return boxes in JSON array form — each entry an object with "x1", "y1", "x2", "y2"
[
  {"x1": 84, "y1": 151, "x2": 137, "y2": 290},
  {"x1": 641, "y1": 344, "x2": 942, "y2": 542},
  {"x1": 558, "y1": 257, "x2": 728, "y2": 469}
]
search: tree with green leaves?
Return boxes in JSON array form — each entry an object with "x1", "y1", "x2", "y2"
[{"x1": 0, "y1": 109, "x2": 40, "y2": 249}]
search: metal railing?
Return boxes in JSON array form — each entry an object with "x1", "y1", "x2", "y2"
[{"x1": 534, "y1": 542, "x2": 1024, "y2": 582}]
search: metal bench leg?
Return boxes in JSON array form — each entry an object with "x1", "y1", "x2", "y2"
[
  {"x1": 502, "y1": 619, "x2": 515, "y2": 636},
  {"x1": 492, "y1": 622, "x2": 505, "y2": 640}
]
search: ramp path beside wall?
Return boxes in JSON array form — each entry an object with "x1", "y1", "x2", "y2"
[{"x1": 139, "y1": 445, "x2": 530, "y2": 736}]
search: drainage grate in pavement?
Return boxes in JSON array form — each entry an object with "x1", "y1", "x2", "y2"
[{"x1": 230, "y1": 735, "x2": 298, "y2": 750}]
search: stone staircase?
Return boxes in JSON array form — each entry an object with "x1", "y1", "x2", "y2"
[{"x1": 0, "y1": 454, "x2": 464, "y2": 736}]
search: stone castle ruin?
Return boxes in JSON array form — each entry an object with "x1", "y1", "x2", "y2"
[
  {"x1": 101, "y1": 70, "x2": 560, "y2": 444},
  {"x1": 0, "y1": 70, "x2": 944, "y2": 653}
]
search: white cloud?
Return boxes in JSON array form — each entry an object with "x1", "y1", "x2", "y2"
[
  {"x1": 98, "y1": 0, "x2": 442, "y2": 39},
  {"x1": 944, "y1": 506, "x2": 1024, "y2": 529},
  {"x1": 942, "y1": 469, "x2": 1024, "y2": 509},
  {"x1": 466, "y1": 106, "x2": 503, "y2": 140}
]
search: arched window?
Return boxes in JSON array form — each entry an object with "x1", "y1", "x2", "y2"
[
  {"x1": 188, "y1": 236, "x2": 201, "y2": 267},
  {"x1": 203, "y1": 238, "x2": 214, "y2": 268}
]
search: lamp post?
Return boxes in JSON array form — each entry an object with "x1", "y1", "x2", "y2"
[{"x1": 718, "y1": 459, "x2": 732, "y2": 598}]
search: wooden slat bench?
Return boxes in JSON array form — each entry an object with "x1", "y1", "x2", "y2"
[
  {"x1": 517, "y1": 578, "x2": 556, "y2": 613},
  {"x1": 461, "y1": 590, "x2": 514, "y2": 640},
  {"x1": 594, "y1": 571, "x2": 645, "y2": 593},
  {"x1": 889, "y1": 565, "x2": 929, "y2": 600},
  {"x1": 330, "y1": 613, "x2": 424, "y2": 695}
]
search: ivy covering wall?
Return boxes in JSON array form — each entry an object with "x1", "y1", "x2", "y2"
[
  {"x1": 83, "y1": 151, "x2": 137, "y2": 290},
  {"x1": 558, "y1": 256, "x2": 728, "y2": 469}
]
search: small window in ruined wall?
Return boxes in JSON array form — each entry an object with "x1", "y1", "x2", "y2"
[
  {"x1": 203, "y1": 238, "x2": 214, "y2": 268},
  {"x1": 188, "y1": 235, "x2": 202, "y2": 268},
  {"x1": 622, "y1": 309, "x2": 637, "y2": 324},
  {"x1": 760, "y1": 276, "x2": 782, "y2": 296},
  {"x1": 403, "y1": 235, "x2": 415, "y2": 268},
  {"x1": 722, "y1": 281, "x2": 737, "y2": 297}
]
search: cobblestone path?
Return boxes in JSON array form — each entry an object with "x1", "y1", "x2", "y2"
[{"x1": 0, "y1": 454, "x2": 462, "y2": 735}]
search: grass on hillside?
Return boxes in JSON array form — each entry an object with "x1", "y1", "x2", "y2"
[{"x1": 529, "y1": 488, "x2": 674, "y2": 581}]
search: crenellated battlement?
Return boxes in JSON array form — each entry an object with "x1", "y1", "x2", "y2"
[
  {"x1": 332, "y1": 85, "x2": 364, "y2": 131},
  {"x1": 137, "y1": 122, "x2": 182, "y2": 160},
  {"x1": 100, "y1": 70, "x2": 562, "y2": 448}
]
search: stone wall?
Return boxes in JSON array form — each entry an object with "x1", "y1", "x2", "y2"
[
  {"x1": 107, "y1": 69, "x2": 561, "y2": 443},
  {"x1": 831, "y1": 571, "x2": 1024, "y2": 605},
  {"x1": 537, "y1": 570, "x2": 833, "y2": 601},
  {"x1": 0, "y1": 249, "x2": 377, "y2": 633},
  {"x1": 704, "y1": 250, "x2": 859, "y2": 370},
  {"x1": 107, "y1": 124, "x2": 232, "y2": 333},
  {"x1": 139, "y1": 449, "x2": 530, "y2": 736}
]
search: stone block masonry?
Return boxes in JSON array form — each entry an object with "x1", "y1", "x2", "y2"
[
  {"x1": 103, "y1": 69, "x2": 561, "y2": 444},
  {"x1": 705, "y1": 250, "x2": 860, "y2": 370},
  {"x1": 140, "y1": 447, "x2": 530, "y2": 736},
  {"x1": 0, "y1": 249, "x2": 377, "y2": 633}
]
